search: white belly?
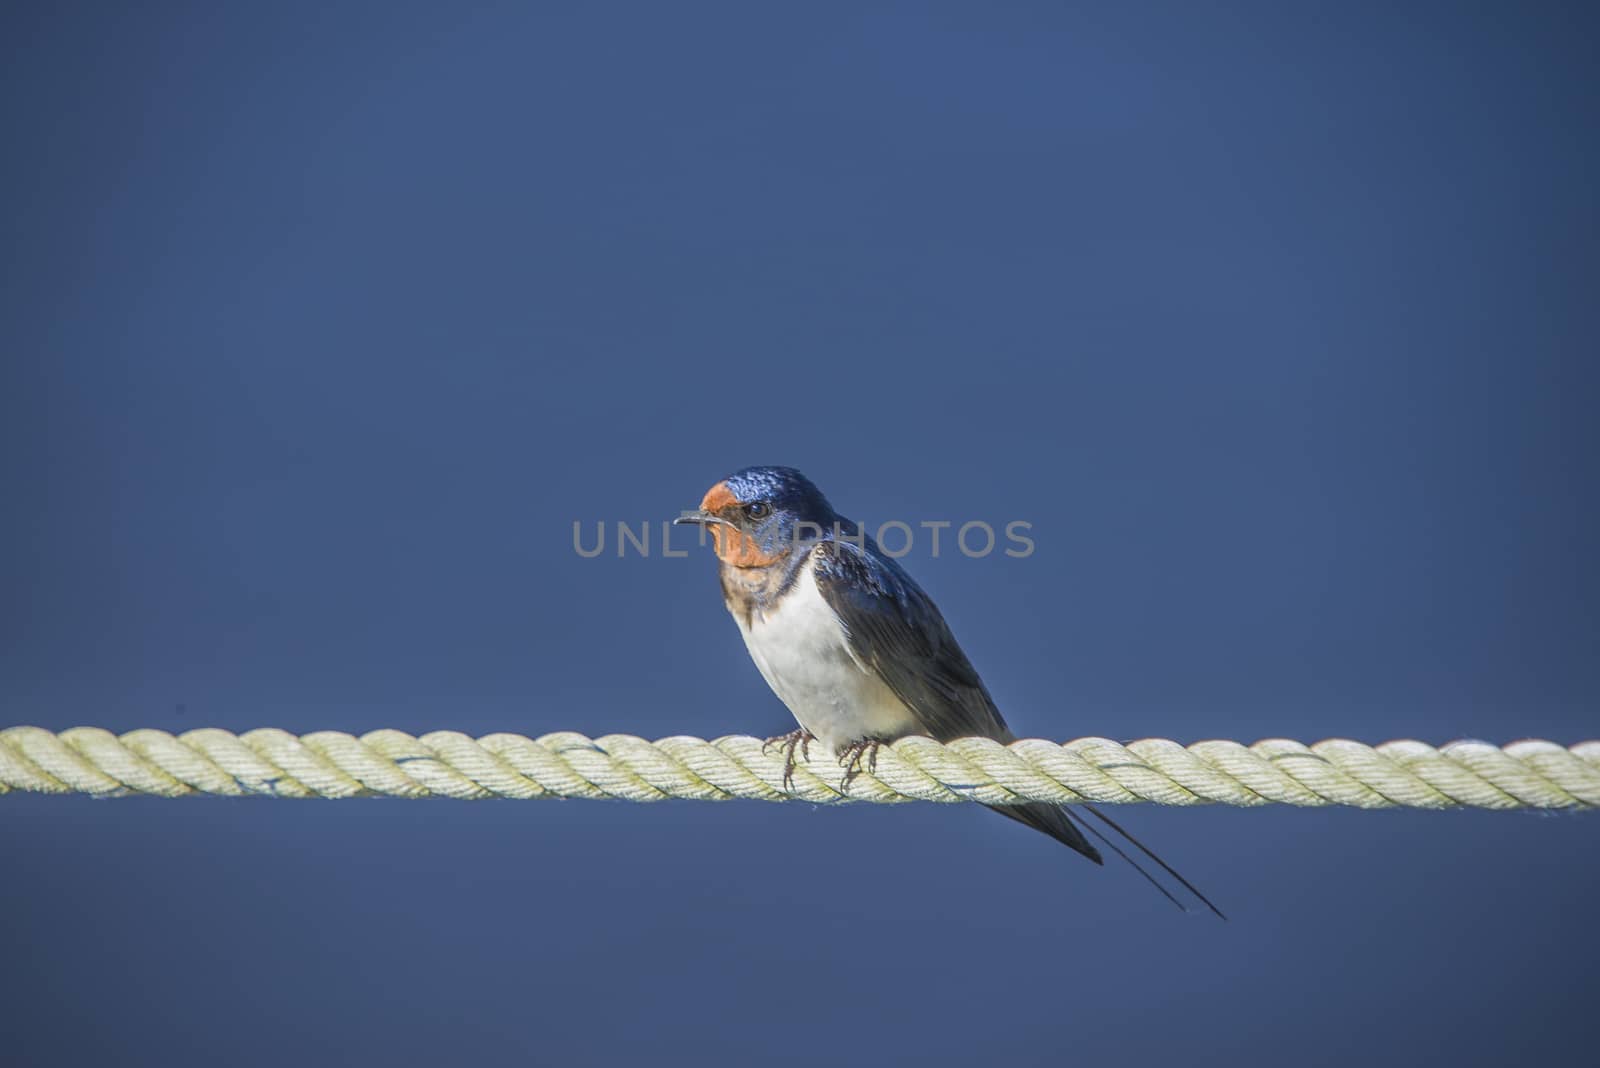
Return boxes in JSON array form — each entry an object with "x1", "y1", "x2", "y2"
[{"x1": 733, "y1": 558, "x2": 919, "y2": 753}]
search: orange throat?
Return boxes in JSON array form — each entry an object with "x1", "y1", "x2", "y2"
[{"x1": 710, "y1": 525, "x2": 784, "y2": 568}]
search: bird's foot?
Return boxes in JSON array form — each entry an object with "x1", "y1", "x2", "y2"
[
  {"x1": 762, "y1": 729, "x2": 815, "y2": 791},
  {"x1": 836, "y1": 737, "x2": 889, "y2": 793}
]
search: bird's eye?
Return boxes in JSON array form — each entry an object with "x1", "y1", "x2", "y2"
[{"x1": 744, "y1": 501, "x2": 771, "y2": 520}]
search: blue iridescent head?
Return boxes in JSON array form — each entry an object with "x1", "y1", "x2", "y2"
[{"x1": 676, "y1": 465, "x2": 838, "y2": 566}]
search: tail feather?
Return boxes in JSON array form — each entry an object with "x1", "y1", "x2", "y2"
[
  {"x1": 984, "y1": 801, "x2": 1103, "y2": 864},
  {"x1": 1079, "y1": 804, "x2": 1227, "y2": 920},
  {"x1": 985, "y1": 801, "x2": 1226, "y2": 920}
]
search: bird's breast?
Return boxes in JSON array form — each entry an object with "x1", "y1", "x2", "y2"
[{"x1": 732, "y1": 555, "x2": 918, "y2": 753}]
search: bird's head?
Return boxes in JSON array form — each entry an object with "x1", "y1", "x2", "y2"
[{"x1": 675, "y1": 465, "x2": 837, "y2": 568}]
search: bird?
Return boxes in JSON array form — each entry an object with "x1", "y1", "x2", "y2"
[{"x1": 676, "y1": 464, "x2": 1223, "y2": 917}]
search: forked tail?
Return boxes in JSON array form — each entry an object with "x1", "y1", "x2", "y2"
[{"x1": 985, "y1": 801, "x2": 1226, "y2": 919}]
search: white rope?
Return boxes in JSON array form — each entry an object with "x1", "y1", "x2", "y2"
[{"x1": 2, "y1": 726, "x2": 1597, "y2": 809}]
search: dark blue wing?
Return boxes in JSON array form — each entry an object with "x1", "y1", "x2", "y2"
[
  {"x1": 809, "y1": 537, "x2": 1014, "y2": 743},
  {"x1": 810, "y1": 537, "x2": 1105, "y2": 864}
]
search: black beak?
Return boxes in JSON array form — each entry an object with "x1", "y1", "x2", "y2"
[{"x1": 674, "y1": 509, "x2": 728, "y2": 527}]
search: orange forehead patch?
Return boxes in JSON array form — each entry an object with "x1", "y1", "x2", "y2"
[{"x1": 700, "y1": 481, "x2": 737, "y2": 514}]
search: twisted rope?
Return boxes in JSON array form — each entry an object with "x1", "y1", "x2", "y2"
[{"x1": 2, "y1": 726, "x2": 1597, "y2": 809}]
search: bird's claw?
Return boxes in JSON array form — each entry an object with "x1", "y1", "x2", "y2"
[
  {"x1": 763, "y1": 729, "x2": 814, "y2": 791},
  {"x1": 836, "y1": 738, "x2": 887, "y2": 794}
]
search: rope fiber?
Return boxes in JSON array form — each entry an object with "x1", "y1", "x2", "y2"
[{"x1": 3, "y1": 726, "x2": 1597, "y2": 809}]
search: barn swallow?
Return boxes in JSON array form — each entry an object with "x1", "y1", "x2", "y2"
[{"x1": 677, "y1": 465, "x2": 1222, "y2": 917}]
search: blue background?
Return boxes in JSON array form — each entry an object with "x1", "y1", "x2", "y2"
[{"x1": 3, "y1": 3, "x2": 1596, "y2": 1065}]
